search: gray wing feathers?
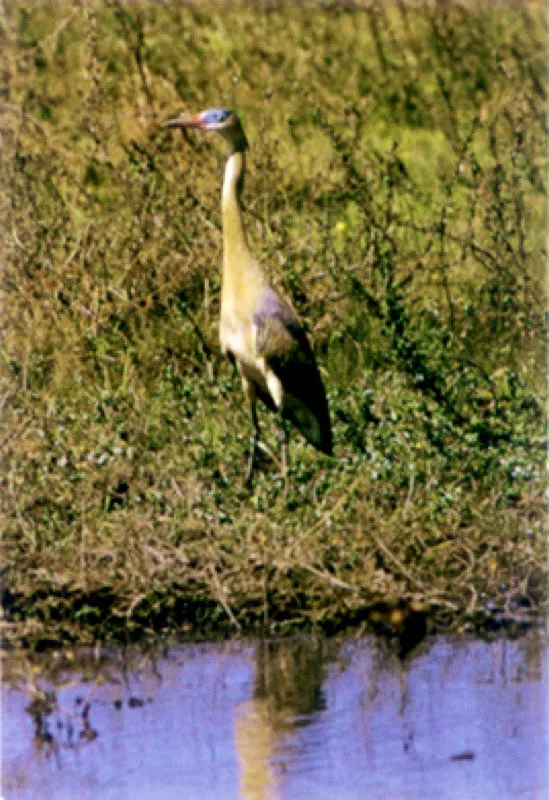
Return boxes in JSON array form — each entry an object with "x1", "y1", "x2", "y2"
[{"x1": 254, "y1": 290, "x2": 332, "y2": 454}]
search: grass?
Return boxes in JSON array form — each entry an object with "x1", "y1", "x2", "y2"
[{"x1": 1, "y1": 0, "x2": 546, "y2": 649}]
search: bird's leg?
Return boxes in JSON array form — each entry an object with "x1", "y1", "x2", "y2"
[
  {"x1": 278, "y1": 411, "x2": 289, "y2": 485},
  {"x1": 242, "y1": 377, "x2": 260, "y2": 487},
  {"x1": 245, "y1": 405, "x2": 260, "y2": 487},
  {"x1": 265, "y1": 371, "x2": 289, "y2": 488}
]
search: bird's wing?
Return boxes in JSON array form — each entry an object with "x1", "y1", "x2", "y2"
[{"x1": 253, "y1": 289, "x2": 332, "y2": 454}]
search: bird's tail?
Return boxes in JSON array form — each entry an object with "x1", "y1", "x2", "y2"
[{"x1": 285, "y1": 395, "x2": 332, "y2": 456}]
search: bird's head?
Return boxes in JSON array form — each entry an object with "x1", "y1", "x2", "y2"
[{"x1": 162, "y1": 107, "x2": 248, "y2": 152}]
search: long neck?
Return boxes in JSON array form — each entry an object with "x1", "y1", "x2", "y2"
[{"x1": 222, "y1": 150, "x2": 250, "y2": 271}]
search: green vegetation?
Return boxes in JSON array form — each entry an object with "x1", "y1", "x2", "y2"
[{"x1": 1, "y1": 1, "x2": 546, "y2": 648}]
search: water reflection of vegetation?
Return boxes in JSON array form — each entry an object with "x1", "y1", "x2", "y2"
[
  {"x1": 3, "y1": 633, "x2": 546, "y2": 798},
  {"x1": 237, "y1": 639, "x2": 328, "y2": 800},
  {"x1": 1, "y1": 1, "x2": 546, "y2": 648}
]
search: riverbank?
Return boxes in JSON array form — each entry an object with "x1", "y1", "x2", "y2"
[{"x1": 2, "y1": 1, "x2": 546, "y2": 650}]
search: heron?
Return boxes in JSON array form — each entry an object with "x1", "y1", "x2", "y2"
[{"x1": 163, "y1": 107, "x2": 332, "y2": 485}]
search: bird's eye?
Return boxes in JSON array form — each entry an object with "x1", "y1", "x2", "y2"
[{"x1": 203, "y1": 108, "x2": 231, "y2": 124}]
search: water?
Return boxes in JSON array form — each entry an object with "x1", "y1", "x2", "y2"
[{"x1": 2, "y1": 633, "x2": 547, "y2": 800}]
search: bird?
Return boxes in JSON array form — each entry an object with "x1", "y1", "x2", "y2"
[{"x1": 163, "y1": 107, "x2": 332, "y2": 485}]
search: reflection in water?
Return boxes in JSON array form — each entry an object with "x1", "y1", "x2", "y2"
[
  {"x1": 236, "y1": 697, "x2": 276, "y2": 800},
  {"x1": 236, "y1": 639, "x2": 327, "y2": 800},
  {"x1": 2, "y1": 633, "x2": 547, "y2": 800}
]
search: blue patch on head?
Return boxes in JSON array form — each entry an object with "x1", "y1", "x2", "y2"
[{"x1": 201, "y1": 108, "x2": 232, "y2": 124}]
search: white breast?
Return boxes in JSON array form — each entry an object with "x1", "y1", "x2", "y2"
[{"x1": 220, "y1": 319, "x2": 268, "y2": 390}]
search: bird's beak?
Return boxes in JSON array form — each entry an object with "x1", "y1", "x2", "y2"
[{"x1": 162, "y1": 112, "x2": 203, "y2": 130}]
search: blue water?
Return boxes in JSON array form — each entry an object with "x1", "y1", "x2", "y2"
[{"x1": 2, "y1": 633, "x2": 547, "y2": 799}]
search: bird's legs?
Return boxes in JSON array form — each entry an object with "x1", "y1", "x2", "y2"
[
  {"x1": 242, "y1": 374, "x2": 288, "y2": 487},
  {"x1": 278, "y1": 411, "x2": 289, "y2": 490},
  {"x1": 265, "y1": 371, "x2": 289, "y2": 488},
  {"x1": 242, "y1": 377, "x2": 260, "y2": 487}
]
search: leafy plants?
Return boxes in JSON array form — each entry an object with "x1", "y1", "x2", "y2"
[{"x1": 1, "y1": 0, "x2": 545, "y2": 647}]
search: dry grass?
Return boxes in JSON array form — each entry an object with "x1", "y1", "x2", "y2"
[{"x1": 1, "y1": 0, "x2": 546, "y2": 649}]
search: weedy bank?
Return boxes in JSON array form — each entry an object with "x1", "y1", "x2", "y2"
[{"x1": 1, "y1": 1, "x2": 546, "y2": 649}]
